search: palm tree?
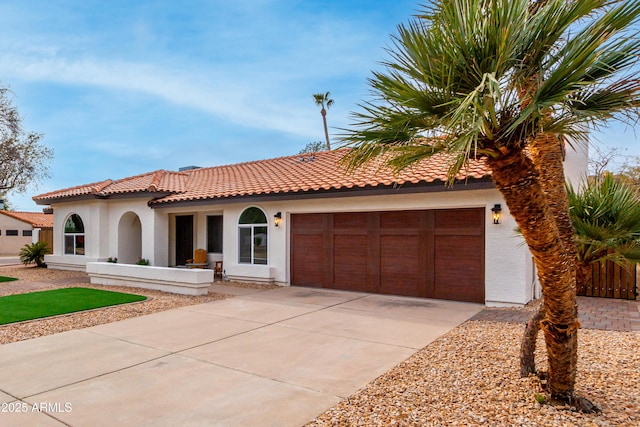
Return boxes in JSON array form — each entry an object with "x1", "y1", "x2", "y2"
[
  {"x1": 313, "y1": 91, "x2": 334, "y2": 150},
  {"x1": 19, "y1": 242, "x2": 51, "y2": 268},
  {"x1": 568, "y1": 174, "x2": 640, "y2": 290},
  {"x1": 340, "y1": 0, "x2": 640, "y2": 409}
]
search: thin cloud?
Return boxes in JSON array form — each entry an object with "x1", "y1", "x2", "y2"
[{"x1": 0, "y1": 53, "x2": 324, "y2": 138}]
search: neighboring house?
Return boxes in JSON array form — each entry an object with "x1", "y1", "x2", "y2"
[
  {"x1": 0, "y1": 210, "x2": 54, "y2": 255},
  {"x1": 33, "y1": 147, "x2": 588, "y2": 306}
]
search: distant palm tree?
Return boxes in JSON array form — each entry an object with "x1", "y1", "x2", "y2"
[
  {"x1": 313, "y1": 92, "x2": 334, "y2": 150},
  {"x1": 340, "y1": 0, "x2": 640, "y2": 409},
  {"x1": 298, "y1": 141, "x2": 325, "y2": 154}
]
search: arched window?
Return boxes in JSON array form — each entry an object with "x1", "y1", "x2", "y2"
[
  {"x1": 64, "y1": 214, "x2": 85, "y2": 255},
  {"x1": 238, "y1": 207, "x2": 267, "y2": 265}
]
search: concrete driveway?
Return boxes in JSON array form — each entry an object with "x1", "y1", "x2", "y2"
[{"x1": 0, "y1": 286, "x2": 482, "y2": 426}]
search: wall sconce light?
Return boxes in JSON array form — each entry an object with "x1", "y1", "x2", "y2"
[
  {"x1": 274, "y1": 212, "x2": 282, "y2": 227},
  {"x1": 491, "y1": 204, "x2": 502, "y2": 224}
]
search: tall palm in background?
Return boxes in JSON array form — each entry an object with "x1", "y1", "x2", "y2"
[
  {"x1": 340, "y1": 0, "x2": 640, "y2": 409},
  {"x1": 313, "y1": 91, "x2": 334, "y2": 150}
]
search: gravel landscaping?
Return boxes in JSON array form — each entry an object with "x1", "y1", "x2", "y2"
[
  {"x1": 307, "y1": 321, "x2": 639, "y2": 426},
  {"x1": 2, "y1": 266, "x2": 638, "y2": 426}
]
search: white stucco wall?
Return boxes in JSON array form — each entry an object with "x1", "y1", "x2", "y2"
[
  {"x1": 564, "y1": 139, "x2": 589, "y2": 189},
  {"x1": 45, "y1": 198, "x2": 165, "y2": 269}
]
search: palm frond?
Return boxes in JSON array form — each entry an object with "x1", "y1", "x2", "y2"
[
  {"x1": 568, "y1": 174, "x2": 640, "y2": 265},
  {"x1": 341, "y1": 0, "x2": 640, "y2": 182}
]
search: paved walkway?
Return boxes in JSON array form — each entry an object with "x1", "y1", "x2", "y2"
[
  {"x1": 471, "y1": 296, "x2": 640, "y2": 332},
  {"x1": 0, "y1": 286, "x2": 482, "y2": 426}
]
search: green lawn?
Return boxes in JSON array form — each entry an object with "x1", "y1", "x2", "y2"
[
  {"x1": 0, "y1": 287, "x2": 147, "y2": 325},
  {"x1": 0, "y1": 276, "x2": 18, "y2": 283}
]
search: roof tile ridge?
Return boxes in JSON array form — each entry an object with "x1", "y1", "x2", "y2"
[
  {"x1": 33, "y1": 178, "x2": 114, "y2": 200},
  {"x1": 92, "y1": 179, "x2": 114, "y2": 195},
  {"x1": 0, "y1": 210, "x2": 21, "y2": 220},
  {"x1": 190, "y1": 148, "x2": 349, "y2": 172},
  {"x1": 0, "y1": 210, "x2": 41, "y2": 225},
  {"x1": 109, "y1": 169, "x2": 164, "y2": 184},
  {"x1": 147, "y1": 170, "x2": 165, "y2": 192},
  {"x1": 4, "y1": 210, "x2": 37, "y2": 215}
]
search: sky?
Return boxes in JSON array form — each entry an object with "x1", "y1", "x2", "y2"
[{"x1": 1, "y1": 0, "x2": 639, "y2": 211}]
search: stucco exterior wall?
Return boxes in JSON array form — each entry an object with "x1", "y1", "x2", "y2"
[
  {"x1": 211, "y1": 188, "x2": 531, "y2": 306},
  {"x1": 42, "y1": 144, "x2": 587, "y2": 305},
  {"x1": 45, "y1": 198, "x2": 165, "y2": 269},
  {"x1": 564, "y1": 140, "x2": 589, "y2": 189},
  {"x1": 44, "y1": 187, "x2": 532, "y2": 305},
  {"x1": 0, "y1": 215, "x2": 32, "y2": 255}
]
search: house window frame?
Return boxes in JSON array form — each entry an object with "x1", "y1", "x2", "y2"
[
  {"x1": 23, "y1": 230, "x2": 33, "y2": 237},
  {"x1": 238, "y1": 207, "x2": 268, "y2": 265},
  {"x1": 64, "y1": 214, "x2": 85, "y2": 255},
  {"x1": 6, "y1": 229, "x2": 18, "y2": 236},
  {"x1": 207, "y1": 215, "x2": 223, "y2": 254}
]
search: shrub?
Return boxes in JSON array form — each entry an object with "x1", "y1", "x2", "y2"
[
  {"x1": 136, "y1": 258, "x2": 150, "y2": 266},
  {"x1": 19, "y1": 242, "x2": 51, "y2": 268}
]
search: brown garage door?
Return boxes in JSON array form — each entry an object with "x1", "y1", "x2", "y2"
[{"x1": 290, "y1": 208, "x2": 485, "y2": 303}]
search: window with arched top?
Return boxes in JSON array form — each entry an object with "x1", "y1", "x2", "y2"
[
  {"x1": 64, "y1": 214, "x2": 85, "y2": 255},
  {"x1": 238, "y1": 207, "x2": 267, "y2": 265}
]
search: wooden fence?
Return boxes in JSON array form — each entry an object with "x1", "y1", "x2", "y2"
[
  {"x1": 38, "y1": 228, "x2": 54, "y2": 250},
  {"x1": 577, "y1": 260, "x2": 638, "y2": 300}
]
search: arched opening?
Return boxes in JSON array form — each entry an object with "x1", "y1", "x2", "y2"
[
  {"x1": 238, "y1": 206, "x2": 268, "y2": 265},
  {"x1": 118, "y1": 212, "x2": 142, "y2": 264},
  {"x1": 64, "y1": 214, "x2": 85, "y2": 255}
]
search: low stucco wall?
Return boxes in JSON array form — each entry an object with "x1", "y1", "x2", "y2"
[
  {"x1": 86, "y1": 262, "x2": 213, "y2": 296},
  {"x1": 46, "y1": 255, "x2": 101, "y2": 271}
]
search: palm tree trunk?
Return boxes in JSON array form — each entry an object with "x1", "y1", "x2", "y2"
[
  {"x1": 528, "y1": 135, "x2": 577, "y2": 258},
  {"x1": 520, "y1": 305, "x2": 545, "y2": 377},
  {"x1": 487, "y1": 148, "x2": 579, "y2": 400},
  {"x1": 520, "y1": 134, "x2": 578, "y2": 377},
  {"x1": 576, "y1": 261, "x2": 593, "y2": 295},
  {"x1": 321, "y1": 109, "x2": 331, "y2": 150}
]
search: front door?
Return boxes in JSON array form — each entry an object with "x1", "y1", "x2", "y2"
[{"x1": 175, "y1": 215, "x2": 194, "y2": 265}]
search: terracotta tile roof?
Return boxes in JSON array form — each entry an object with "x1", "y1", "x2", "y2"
[
  {"x1": 33, "y1": 149, "x2": 491, "y2": 206},
  {"x1": 0, "y1": 210, "x2": 54, "y2": 228},
  {"x1": 33, "y1": 170, "x2": 189, "y2": 203}
]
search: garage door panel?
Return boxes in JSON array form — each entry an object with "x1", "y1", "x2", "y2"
[
  {"x1": 380, "y1": 234, "x2": 424, "y2": 296},
  {"x1": 380, "y1": 235, "x2": 419, "y2": 274},
  {"x1": 332, "y1": 235, "x2": 367, "y2": 291},
  {"x1": 291, "y1": 213, "x2": 327, "y2": 231},
  {"x1": 334, "y1": 213, "x2": 367, "y2": 229},
  {"x1": 435, "y1": 208, "x2": 483, "y2": 230},
  {"x1": 434, "y1": 235, "x2": 484, "y2": 303},
  {"x1": 380, "y1": 210, "x2": 421, "y2": 229},
  {"x1": 291, "y1": 234, "x2": 324, "y2": 286}
]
